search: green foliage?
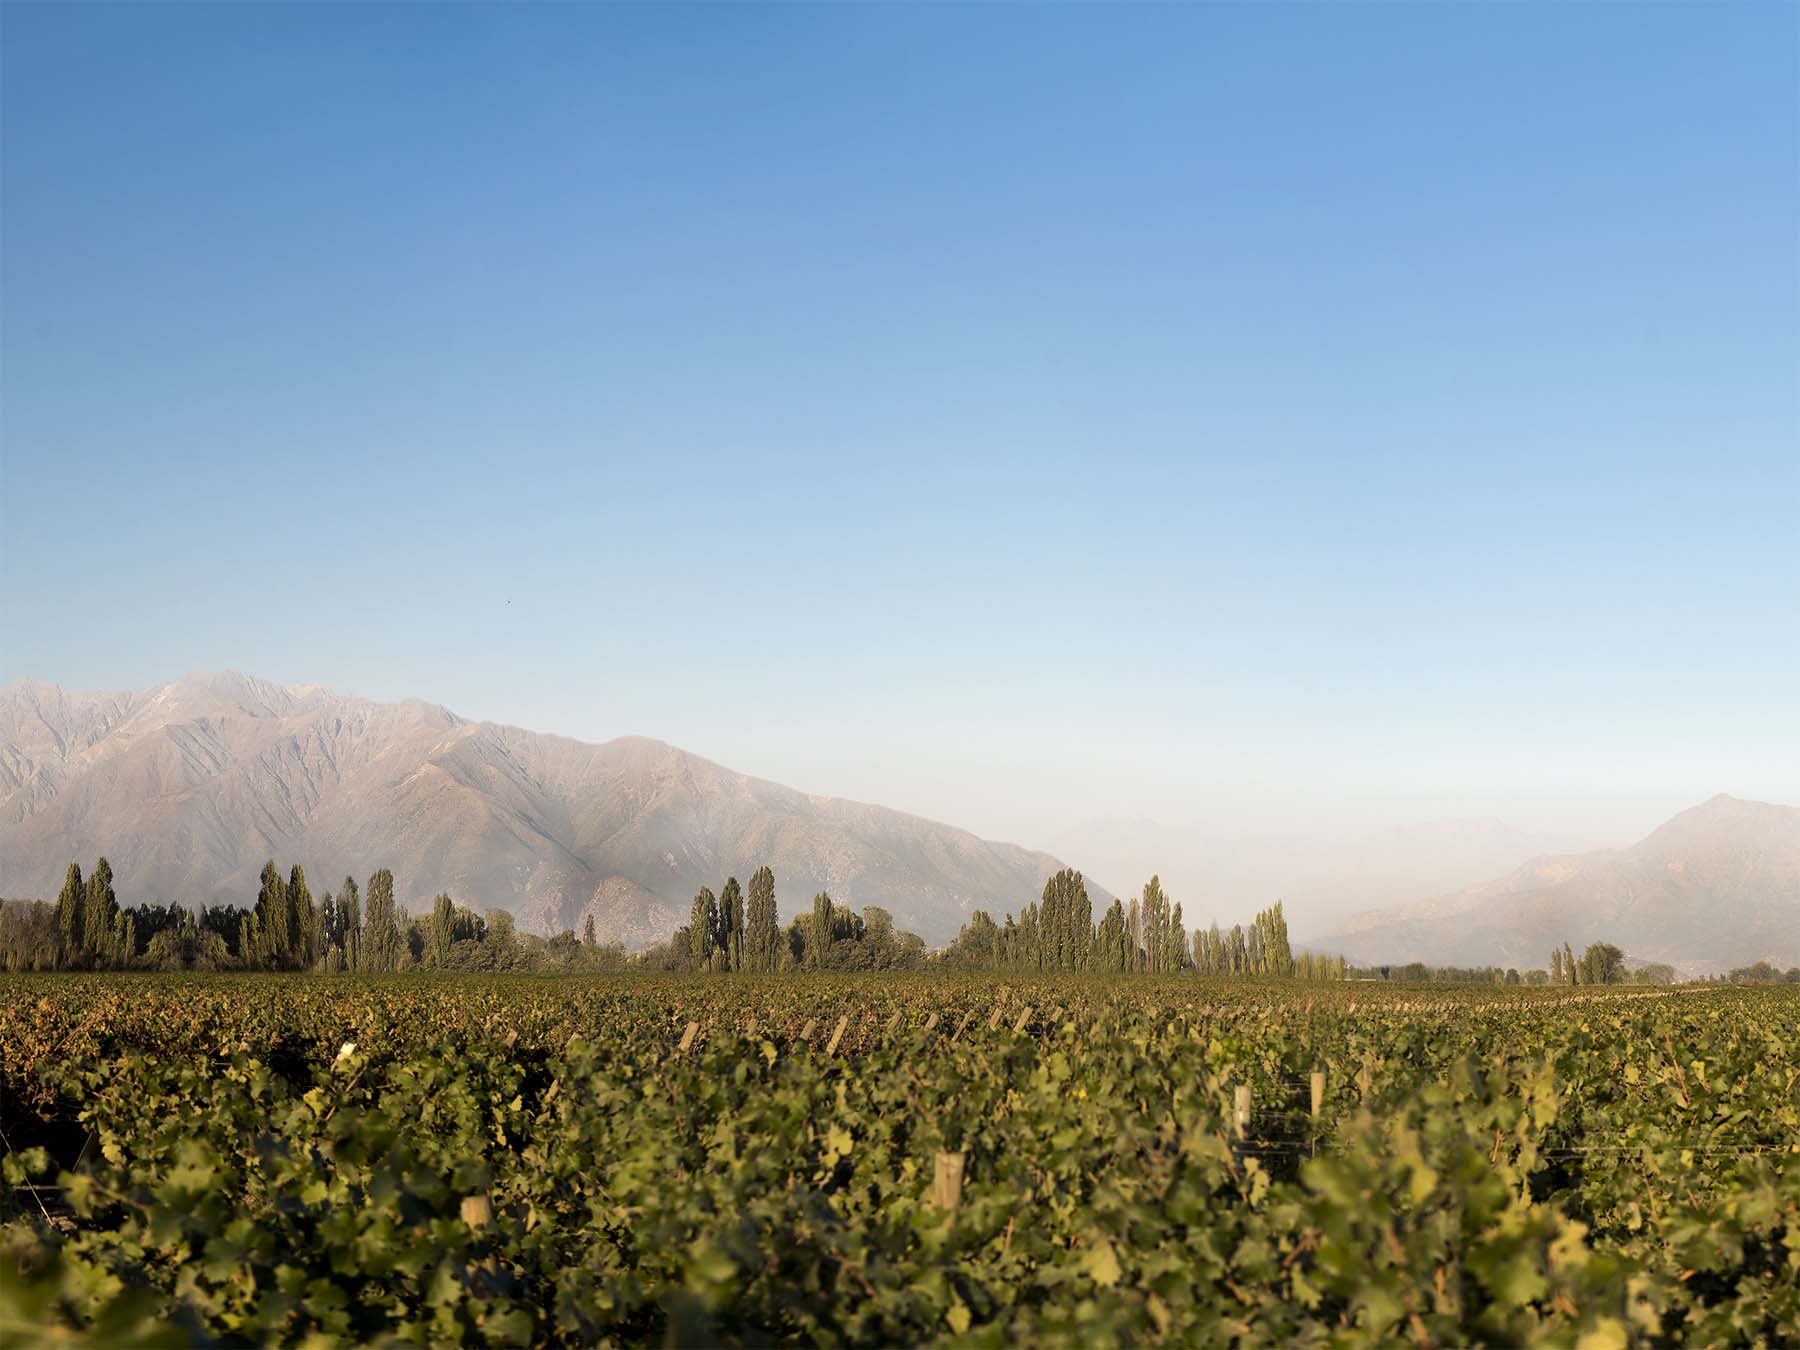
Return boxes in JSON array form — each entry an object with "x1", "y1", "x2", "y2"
[
  {"x1": 53, "y1": 863, "x2": 84, "y2": 967},
  {"x1": 744, "y1": 867, "x2": 781, "y2": 973},
  {"x1": 3, "y1": 977, "x2": 1795, "y2": 1345},
  {"x1": 690, "y1": 887, "x2": 721, "y2": 970},
  {"x1": 361, "y1": 868, "x2": 403, "y2": 973}
]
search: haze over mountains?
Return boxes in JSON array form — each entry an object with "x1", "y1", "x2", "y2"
[
  {"x1": 3, "y1": 673, "x2": 1795, "y2": 971},
  {"x1": 0, "y1": 673, "x2": 1093, "y2": 946},
  {"x1": 1322, "y1": 794, "x2": 1800, "y2": 975},
  {"x1": 1054, "y1": 816, "x2": 1596, "y2": 942}
]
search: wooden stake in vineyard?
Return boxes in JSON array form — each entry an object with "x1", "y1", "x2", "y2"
[
  {"x1": 677, "y1": 1021, "x2": 698, "y2": 1053},
  {"x1": 934, "y1": 1151, "x2": 965, "y2": 1211},
  {"x1": 1233, "y1": 1084, "x2": 1253, "y2": 1141},
  {"x1": 826, "y1": 1014, "x2": 849, "y2": 1056}
]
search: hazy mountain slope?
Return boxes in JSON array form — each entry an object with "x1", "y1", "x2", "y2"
[
  {"x1": 1053, "y1": 816, "x2": 1592, "y2": 937},
  {"x1": 1322, "y1": 795, "x2": 1800, "y2": 974},
  {"x1": 0, "y1": 674, "x2": 1095, "y2": 946}
]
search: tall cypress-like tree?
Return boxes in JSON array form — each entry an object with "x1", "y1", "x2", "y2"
[
  {"x1": 339, "y1": 876, "x2": 362, "y2": 973},
  {"x1": 745, "y1": 867, "x2": 779, "y2": 972},
  {"x1": 252, "y1": 862, "x2": 292, "y2": 969},
  {"x1": 319, "y1": 891, "x2": 339, "y2": 969},
  {"x1": 362, "y1": 868, "x2": 402, "y2": 973},
  {"x1": 288, "y1": 865, "x2": 316, "y2": 969},
  {"x1": 1139, "y1": 877, "x2": 1166, "y2": 973},
  {"x1": 719, "y1": 877, "x2": 745, "y2": 972},
  {"x1": 54, "y1": 863, "x2": 85, "y2": 968},
  {"x1": 1038, "y1": 869, "x2": 1092, "y2": 971},
  {"x1": 427, "y1": 893, "x2": 456, "y2": 968},
  {"x1": 1166, "y1": 901, "x2": 1187, "y2": 972},
  {"x1": 1094, "y1": 898, "x2": 1127, "y2": 972},
  {"x1": 689, "y1": 888, "x2": 719, "y2": 969},
  {"x1": 810, "y1": 892, "x2": 834, "y2": 968},
  {"x1": 83, "y1": 858, "x2": 119, "y2": 964}
]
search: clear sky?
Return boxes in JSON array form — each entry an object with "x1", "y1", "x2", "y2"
[{"x1": 3, "y1": 2, "x2": 1796, "y2": 859}]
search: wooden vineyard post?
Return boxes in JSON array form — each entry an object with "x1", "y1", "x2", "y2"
[
  {"x1": 677, "y1": 1021, "x2": 698, "y2": 1053},
  {"x1": 986, "y1": 1004, "x2": 1005, "y2": 1032},
  {"x1": 1358, "y1": 1061, "x2": 1373, "y2": 1102},
  {"x1": 924, "y1": 1012, "x2": 940, "y2": 1033},
  {"x1": 1310, "y1": 1070, "x2": 1326, "y2": 1156},
  {"x1": 826, "y1": 1014, "x2": 849, "y2": 1057},
  {"x1": 1012, "y1": 1005, "x2": 1034, "y2": 1033},
  {"x1": 460, "y1": 1195, "x2": 493, "y2": 1227},
  {"x1": 1233, "y1": 1084, "x2": 1252, "y2": 1141},
  {"x1": 885, "y1": 1010, "x2": 902, "y2": 1037},
  {"x1": 799, "y1": 1018, "x2": 817, "y2": 1044},
  {"x1": 934, "y1": 1151, "x2": 965, "y2": 1212},
  {"x1": 952, "y1": 1011, "x2": 973, "y2": 1043}
]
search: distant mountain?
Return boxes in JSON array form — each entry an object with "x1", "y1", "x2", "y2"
[
  {"x1": 1321, "y1": 795, "x2": 1800, "y2": 975},
  {"x1": 0, "y1": 673, "x2": 1098, "y2": 947},
  {"x1": 1053, "y1": 815, "x2": 1592, "y2": 938}
]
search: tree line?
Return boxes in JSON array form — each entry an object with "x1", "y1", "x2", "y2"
[
  {"x1": 0, "y1": 858, "x2": 637, "y2": 974},
  {"x1": 638, "y1": 868, "x2": 930, "y2": 973},
  {"x1": 935, "y1": 872, "x2": 1348, "y2": 979},
  {"x1": 6, "y1": 857, "x2": 1730, "y2": 984}
]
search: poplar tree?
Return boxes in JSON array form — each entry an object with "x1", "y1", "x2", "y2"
[
  {"x1": 719, "y1": 876, "x2": 745, "y2": 972},
  {"x1": 84, "y1": 858, "x2": 120, "y2": 964},
  {"x1": 745, "y1": 867, "x2": 780, "y2": 972},
  {"x1": 362, "y1": 868, "x2": 403, "y2": 973},
  {"x1": 54, "y1": 863, "x2": 85, "y2": 968},
  {"x1": 1166, "y1": 901, "x2": 1187, "y2": 971},
  {"x1": 428, "y1": 893, "x2": 456, "y2": 967},
  {"x1": 288, "y1": 865, "x2": 316, "y2": 969},
  {"x1": 339, "y1": 876, "x2": 362, "y2": 973},
  {"x1": 1094, "y1": 898, "x2": 1127, "y2": 972},
  {"x1": 251, "y1": 862, "x2": 292, "y2": 969},
  {"x1": 690, "y1": 887, "x2": 719, "y2": 969},
  {"x1": 810, "y1": 892, "x2": 834, "y2": 968}
]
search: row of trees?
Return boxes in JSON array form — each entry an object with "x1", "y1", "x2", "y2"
[
  {"x1": 13, "y1": 859, "x2": 1718, "y2": 986},
  {"x1": 49, "y1": 861, "x2": 135, "y2": 970},
  {"x1": 1354, "y1": 943, "x2": 1666, "y2": 986},
  {"x1": 0, "y1": 859, "x2": 638, "y2": 974},
  {"x1": 649, "y1": 870, "x2": 928, "y2": 973},
  {"x1": 940, "y1": 873, "x2": 1348, "y2": 979}
]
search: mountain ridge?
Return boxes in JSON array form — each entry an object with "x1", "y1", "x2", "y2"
[
  {"x1": 0, "y1": 672, "x2": 1099, "y2": 947},
  {"x1": 1320, "y1": 793, "x2": 1800, "y2": 974}
]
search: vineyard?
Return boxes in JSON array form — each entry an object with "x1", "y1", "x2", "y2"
[{"x1": 2, "y1": 974, "x2": 1796, "y2": 1346}]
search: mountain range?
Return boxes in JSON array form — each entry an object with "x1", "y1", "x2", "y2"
[
  {"x1": 0, "y1": 673, "x2": 1093, "y2": 946},
  {"x1": 4, "y1": 673, "x2": 1796, "y2": 971},
  {"x1": 1320, "y1": 794, "x2": 1800, "y2": 975}
]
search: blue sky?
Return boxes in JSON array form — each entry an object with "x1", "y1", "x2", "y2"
[{"x1": 3, "y1": 2, "x2": 1796, "y2": 852}]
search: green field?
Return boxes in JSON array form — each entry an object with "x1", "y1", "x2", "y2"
[{"x1": 3, "y1": 975, "x2": 1797, "y2": 1345}]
